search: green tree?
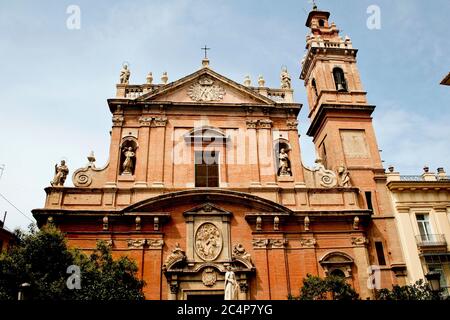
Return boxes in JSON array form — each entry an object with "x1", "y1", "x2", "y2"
[
  {"x1": 289, "y1": 274, "x2": 359, "y2": 300},
  {"x1": 0, "y1": 225, "x2": 145, "y2": 300},
  {"x1": 375, "y1": 280, "x2": 439, "y2": 300}
]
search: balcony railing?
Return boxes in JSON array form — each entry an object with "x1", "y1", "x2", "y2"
[{"x1": 415, "y1": 234, "x2": 447, "y2": 247}]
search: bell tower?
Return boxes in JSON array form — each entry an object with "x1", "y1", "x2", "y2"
[
  {"x1": 300, "y1": 5, "x2": 381, "y2": 181},
  {"x1": 300, "y1": 5, "x2": 407, "y2": 285}
]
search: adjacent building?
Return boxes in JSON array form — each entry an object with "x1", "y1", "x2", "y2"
[
  {"x1": 387, "y1": 166, "x2": 450, "y2": 295},
  {"x1": 32, "y1": 6, "x2": 407, "y2": 299}
]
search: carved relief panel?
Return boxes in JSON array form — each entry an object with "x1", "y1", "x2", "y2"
[{"x1": 183, "y1": 203, "x2": 232, "y2": 264}]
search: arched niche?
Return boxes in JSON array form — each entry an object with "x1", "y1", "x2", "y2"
[
  {"x1": 119, "y1": 137, "x2": 138, "y2": 175},
  {"x1": 319, "y1": 251, "x2": 354, "y2": 278},
  {"x1": 274, "y1": 138, "x2": 292, "y2": 176}
]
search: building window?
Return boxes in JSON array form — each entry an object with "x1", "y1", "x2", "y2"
[
  {"x1": 375, "y1": 241, "x2": 386, "y2": 266},
  {"x1": 365, "y1": 191, "x2": 373, "y2": 211},
  {"x1": 319, "y1": 19, "x2": 325, "y2": 27},
  {"x1": 311, "y1": 78, "x2": 319, "y2": 98},
  {"x1": 332, "y1": 67, "x2": 347, "y2": 92},
  {"x1": 195, "y1": 151, "x2": 219, "y2": 187},
  {"x1": 416, "y1": 214, "x2": 433, "y2": 242}
]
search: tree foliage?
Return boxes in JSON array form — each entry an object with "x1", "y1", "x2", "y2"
[
  {"x1": 375, "y1": 280, "x2": 439, "y2": 300},
  {"x1": 289, "y1": 274, "x2": 359, "y2": 300},
  {"x1": 0, "y1": 225, "x2": 145, "y2": 300}
]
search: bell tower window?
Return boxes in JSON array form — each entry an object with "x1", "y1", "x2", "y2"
[
  {"x1": 332, "y1": 67, "x2": 347, "y2": 92},
  {"x1": 311, "y1": 78, "x2": 319, "y2": 98}
]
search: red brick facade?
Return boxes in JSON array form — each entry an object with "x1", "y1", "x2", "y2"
[{"x1": 33, "y1": 7, "x2": 407, "y2": 300}]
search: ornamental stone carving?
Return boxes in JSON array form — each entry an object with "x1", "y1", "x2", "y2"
[
  {"x1": 271, "y1": 239, "x2": 288, "y2": 248},
  {"x1": 337, "y1": 165, "x2": 351, "y2": 187},
  {"x1": 351, "y1": 236, "x2": 368, "y2": 246},
  {"x1": 195, "y1": 223, "x2": 222, "y2": 261},
  {"x1": 164, "y1": 243, "x2": 186, "y2": 268},
  {"x1": 127, "y1": 239, "x2": 146, "y2": 249},
  {"x1": 313, "y1": 158, "x2": 338, "y2": 188},
  {"x1": 232, "y1": 243, "x2": 252, "y2": 263},
  {"x1": 147, "y1": 239, "x2": 164, "y2": 249},
  {"x1": 153, "y1": 117, "x2": 168, "y2": 127},
  {"x1": 187, "y1": 76, "x2": 225, "y2": 102},
  {"x1": 112, "y1": 115, "x2": 124, "y2": 127},
  {"x1": 138, "y1": 116, "x2": 153, "y2": 126},
  {"x1": 252, "y1": 238, "x2": 269, "y2": 249},
  {"x1": 246, "y1": 120, "x2": 258, "y2": 129},
  {"x1": 202, "y1": 267, "x2": 217, "y2": 287},
  {"x1": 258, "y1": 119, "x2": 273, "y2": 129},
  {"x1": 300, "y1": 238, "x2": 317, "y2": 248},
  {"x1": 286, "y1": 119, "x2": 299, "y2": 130}
]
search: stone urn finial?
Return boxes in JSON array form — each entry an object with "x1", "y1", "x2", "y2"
[
  {"x1": 244, "y1": 75, "x2": 251, "y2": 87},
  {"x1": 161, "y1": 72, "x2": 168, "y2": 84},
  {"x1": 258, "y1": 75, "x2": 265, "y2": 87},
  {"x1": 146, "y1": 72, "x2": 153, "y2": 84}
]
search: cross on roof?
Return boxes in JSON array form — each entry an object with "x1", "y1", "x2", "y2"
[{"x1": 201, "y1": 45, "x2": 210, "y2": 59}]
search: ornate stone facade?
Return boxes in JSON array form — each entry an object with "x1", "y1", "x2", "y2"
[{"x1": 33, "y1": 5, "x2": 408, "y2": 300}]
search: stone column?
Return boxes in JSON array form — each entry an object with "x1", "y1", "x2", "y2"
[
  {"x1": 106, "y1": 113, "x2": 124, "y2": 186},
  {"x1": 257, "y1": 120, "x2": 276, "y2": 186},
  {"x1": 135, "y1": 115, "x2": 151, "y2": 187},
  {"x1": 246, "y1": 120, "x2": 261, "y2": 186},
  {"x1": 149, "y1": 117, "x2": 167, "y2": 187},
  {"x1": 352, "y1": 236, "x2": 373, "y2": 299},
  {"x1": 287, "y1": 120, "x2": 305, "y2": 186}
]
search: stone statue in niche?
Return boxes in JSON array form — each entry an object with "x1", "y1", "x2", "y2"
[
  {"x1": 337, "y1": 165, "x2": 351, "y2": 187},
  {"x1": 51, "y1": 160, "x2": 69, "y2": 186},
  {"x1": 280, "y1": 67, "x2": 291, "y2": 89},
  {"x1": 224, "y1": 266, "x2": 238, "y2": 300},
  {"x1": 119, "y1": 64, "x2": 130, "y2": 84},
  {"x1": 121, "y1": 146, "x2": 135, "y2": 175},
  {"x1": 277, "y1": 148, "x2": 292, "y2": 176}
]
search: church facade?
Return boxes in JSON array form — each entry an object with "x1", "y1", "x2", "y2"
[{"x1": 33, "y1": 7, "x2": 407, "y2": 300}]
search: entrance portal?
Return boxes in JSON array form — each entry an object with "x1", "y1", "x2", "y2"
[{"x1": 187, "y1": 293, "x2": 224, "y2": 301}]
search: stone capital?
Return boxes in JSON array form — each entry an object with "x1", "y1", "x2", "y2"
[
  {"x1": 112, "y1": 115, "x2": 124, "y2": 127},
  {"x1": 147, "y1": 239, "x2": 164, "y2": 249},
  {"x1": 246, "y1": 120, "x2": 258, "y2": 129}
]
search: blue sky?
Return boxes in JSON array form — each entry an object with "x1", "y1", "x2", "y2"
[{"x1": 0, "y1": 0, "x2": 449, "y2": 230}]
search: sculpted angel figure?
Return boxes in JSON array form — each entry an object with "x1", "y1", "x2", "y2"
[
  {"x1": 51, "y1": 160, "x2": 69, "y2": 186},
  {"x1": 224, "y1": 266, "x2": 239, "y2": 300},
  {"x1": 122, "y1": 146, "x2": 135, "y2": 175}
]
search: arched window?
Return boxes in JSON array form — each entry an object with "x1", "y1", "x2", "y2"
[
  {"x1": 311, "y1": 78, "x2": 319, "y2": 98},
  {"x1": 319, "y1": 19, "x2": 325, "y2": 27},
  {"x1": 332, "y1": 67, "x2": 347, "y2": 92}
]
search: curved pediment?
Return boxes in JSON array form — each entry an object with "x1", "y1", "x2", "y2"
[{"x1": 122, "y1": 189, "x2": 293, "y2": 214}]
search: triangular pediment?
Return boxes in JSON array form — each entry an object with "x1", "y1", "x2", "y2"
[
  {"x1": 183, "y1": 202, "x2": 231, "y2": 216},
  {"x1": 137, "y1": 68, "x2": 275, "y2": 106}
]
